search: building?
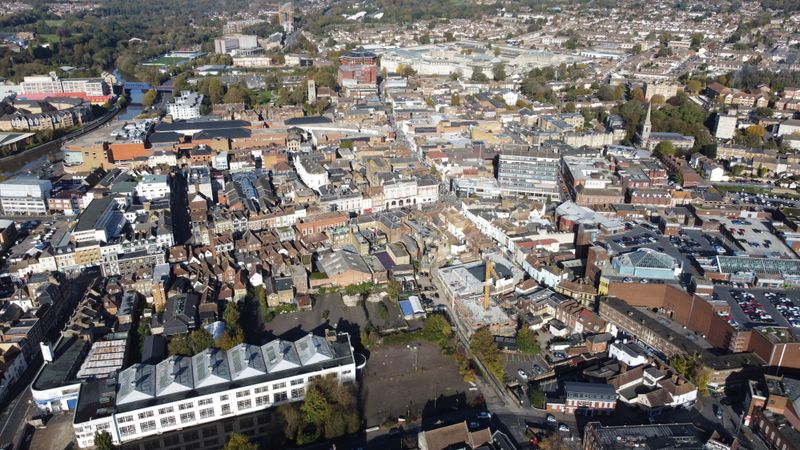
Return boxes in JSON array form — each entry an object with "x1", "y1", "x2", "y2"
[
  {"x1": 582, "y1": 422, "x2": 727, "y2": 450},
  {"x1": 611, "y1": 249, "x2": 681, "y2": 280},
  {"x1": 417, "y1": 421, "x2": 492, "y2": 450},
  {"x1": 496, "y1": 149, "x2": 561, "y2": 201},
  {"x1": 0, "y1": 175, "x2": 52, "y2": 215},
  {"x1": 607, "y1": 341, "x2": 649, "y2": 367},
  {"x1": 213, "y1": 34, "x2": 259, "y2": 54},
  {"x1": 168, "y1": 91, "x2": 204, "y2": 120},
  {"x1": 72, "y1": 196, "x2": 120, "y2": 243},
  {"x1": 748, "y1": 375, "x2": 800, "y2": 450},
  {"x1": 547, "y1": 381, "x2": 617, "y2": 415},
  {"x1": 20, "y1": 72, "x2": 111, "y2": 103},
  {"x1": 73, "y1": 333, "x2": 356, "y2": 448},
  {"x1": 295, "y1": 157, "x2": 328, "y2": 191},
  {"x1": 714, "y1": 114, "x2": 737, "y2": 140},
  {"x1": 135, "y1": 174, "x2": 170, "y2": 201}
]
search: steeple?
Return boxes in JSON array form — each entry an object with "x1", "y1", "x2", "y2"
[{"x1": 641, "y1": 102, "x2": 652, "y2": 144}]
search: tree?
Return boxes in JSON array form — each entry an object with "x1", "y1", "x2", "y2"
[
  {"x1": 516, "y1": 328, "x2": 540, "y2": 354},
  {"x1": 449, "y1": 71, "x2": 461, "y2": 81},
  {"x1": 278, "y1": 377, "x2": 360, "y2": 445},
  {"x1": 630, "y1": 86, "x2": 645, "y2": 102},
  {"x1": 205, "y1": 77, "x2": 225, "y2": 104},
  {"x1": 470, "y1": 328, "x2": 504, "y2": 380},
  {"x1": 419, "y1": 34, "x2": 430, "y2": 45},
  {"x1": 528, "y1": 389, "x2": 546, "y2": 408},
  {"x1": 690, "y1": 33, "x2": 704, "y2": 51},
  {"x1": 224, "y1": 433, "x2": 258, "y2": 450},
  {"x1": 168, "y1": 335, "x2": 193, "y2": 356},
  {"x1": 470, "y1": 71, "x2": 489, "y2": 83},
  {"x1": 189, "y1": 328, "x2": 214, "y2": 353},
  {"x1": 562, "y1": 102, "x2": 576, "y2": 113},
  {"x1": 94, "y1": 431, "x2": 115, "y2": 450},
  {"x1": 686, "y1": 79, "x2": 702, "y2": 94},
  {"x1": 650, "y1": 94, "x2": 666, "y2": 105},
  {"x1": 631, "y1": 43, "x2": 642, "y2": 54},
  {"x1": 142, "y1": 89, "x2": 157, "y2": 108},
  {"x1": 492, "y1": 63, "x2": 506, "y2": 81},
  {"x1": 653, "y1": 141, "x2": 676, "y2": 158},
  {"x1": 753, "y1": 107, "x2": 773, "y2": 118},
  {"x1": 745, "y1": 125, "x2": 766, "y2": 138},
  {"x1": 451, "y1": 94, "x2": 461, "y2": 106},
  {"x1": 223, "y1": 84, "x2": 249, "y2": 105},
  {"x1": 401, "y1": 66, "x2": 417, "y2": 78},
  {"x1": 700, "y1": 143, "x2": 717, "y2": 159},
  {"x1": 759, "y1": 166, "x2": 769, "y2": 177}
]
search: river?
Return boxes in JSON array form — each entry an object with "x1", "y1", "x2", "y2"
[{"x1": 0, "y1": 70, "x2": 151, "y2": 177}]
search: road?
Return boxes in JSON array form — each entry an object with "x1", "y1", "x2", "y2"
[
  {"x1": 0, "y1": 272, "x2": 97, "y2": 448},
  {"x1": 169, "y1": 169, "x2": 192, "y2": 244},
  {"x1": 0, "y1": 357, "x2": 39, "y2": 447}
]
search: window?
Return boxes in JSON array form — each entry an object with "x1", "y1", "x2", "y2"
[
  {"x1": 291, "y1": 388, "x2": 305, "y2": 399},
  {"x1": 308, "y1": 375, "x2": 321, "y2": 382},
  {"x1": 272, "y1": 382, "x2": 286, "y2": 390},
  {"x1": 236, "y1": 390, "x2": 250, "y2": 398},
  {"x1": 343, "y1": 370, "x2": 352, "y2": 375},
  {"x1": 160, "y1": 416, "x2": 176, "y2": 427},
  {"x1": 119, "y1": 425, "x2": 136, "y2": 437},
  {"x1": 179, "y1": 412, "x2": 195, "y2": 423},
  {"x1": 199, "y1": 408, "x2": 214, "y2": 419},
  {"x1": 254, "y1": 386, "x2": 269, "y2": 394},
  {"x1": 140, "y1": 420, "x2": 156, "y2": 432},
  {"x1": 179, "y1": 402, "x2": 193, "y2": 411},
  {"x1": 256, "y1": 395, "x2": 270, "y2": 406},
  {"x1": 220, "y1": 395, "x2": 229, "y2": 401},
  {"x1": 237, "y1": 399, "x2": 252, "y2": 410},
  {"x1": 138, "y1": 411, "x2": 154, "y2": 420},
  {"x1": 291, "y1": 378, "x2": 304, "y2": 386},
  {"x1": 273, "y1": 392, "x2": 288, "y2": 403},
  {"x1": 158, "y1": 407, "x2": 174, "y2": 415},
  {"x1": 118, "y1": 415, "x2": 134, "y2": 424},
  {"x1": 221, "y1": 404, "x2": 232, "y2": 415},
  {"x1": 198, "y1": 398, "x2": 213, "y2": 406}
]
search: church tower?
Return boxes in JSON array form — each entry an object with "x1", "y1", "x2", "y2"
[{"x1": 641, "y1": 102, "x2": 652, "y2": 144}]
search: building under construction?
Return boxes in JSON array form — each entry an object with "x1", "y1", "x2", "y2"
[{"x1": 434, "y1": 254, "x2": 522, "y2": 337}]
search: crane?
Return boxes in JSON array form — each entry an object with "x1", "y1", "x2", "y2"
[{"x1": 484, "y1": 258, "x2": 499, "y2": 310}]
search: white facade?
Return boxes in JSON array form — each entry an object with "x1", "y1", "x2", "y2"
[
  {"x1": 167, "y1": 91, "x2": 203, "y2": 120},
  {"x1": 135, "y1": 175, "x2": 170, "y2": 201},
  {"x1": 295, "y1": 157, "x2": 328, "y2": 191},
  {"x1": 21, "y1": 72, "x2": 108, "y2": 97},
  {"x1": 608, "y1": 342, "x2": 649, "y2": 367},
  {"x1": 0, "y1": 176, "x2": 52, "y2": 215},
  {"x1": 74, "y1": 334, "x2": 356, "y2": 448}
]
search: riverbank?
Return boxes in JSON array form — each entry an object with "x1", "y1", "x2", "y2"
[{"x1": 0, "y1": 106, "x2": 120, "y2": 176}]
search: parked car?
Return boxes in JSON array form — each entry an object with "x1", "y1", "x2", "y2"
[
  {"x1": 518, "y1": 369, "x2": 528, "y2": 379},
  {"x1": 558, "y1": 423, "x2": 570, "y2": 432},
  {"x1": 533, "y1": 364, "x2": 544, "y2": 375},
  {"x1": 546, "y1": 414, "x2": 557, "y2": 423},
  {"x1": 477, "y1": 411, "x2": 492, "y2": 420}
]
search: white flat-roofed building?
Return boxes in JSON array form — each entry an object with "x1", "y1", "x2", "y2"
[
  {"x1": 0, "y1": 175, "x2": 52, "y2": 215},
  {"x1": 73, "y1": 333, "x2": 357, "y2": 448},
  {"x1": 135, "y1": 174, "x2": 170, "y2": 201},
  {"x1": 167, "y1": 91, "x2": 203, "y2": 120}
]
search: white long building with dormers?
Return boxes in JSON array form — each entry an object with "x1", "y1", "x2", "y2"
[{"x1": 73, "y1": 333, "x2": 357, "y2": 448}]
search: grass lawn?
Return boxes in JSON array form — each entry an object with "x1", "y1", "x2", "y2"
[
  {"x1": 45, "y1": 19, "x2": 64, "y2": 27},
  {"x1": 142, "y1": 56, "x2": 191, "y2": 66},
  {"x1": 40, "y1": 34, "x2": 60, "y2": 43}
]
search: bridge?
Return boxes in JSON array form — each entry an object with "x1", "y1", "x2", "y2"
[{"x1": 123, "y1": 82, "x2": 173, "y2": 93}]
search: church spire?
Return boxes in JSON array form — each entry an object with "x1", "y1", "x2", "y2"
[{"x1": 641, "y1": 102, "x2": 652, "y2": 144}]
